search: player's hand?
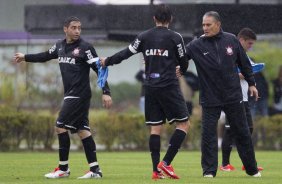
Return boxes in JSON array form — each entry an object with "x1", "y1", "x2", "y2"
[
  {"x1": 100, "y1": 57, "x2": 107, "y2": 67},
  {"x1": 13, "y1": 53, "x2": 25, "y2": 63},
  {"x1": 102, "y1": 94, "x2": 112, "y2": 109},
  {"x1": 249, "y1": 85, "x2": 259, "y2": 101},
  {"x1": 176, "y1": 66, "x2": 182, "y2": 78}
]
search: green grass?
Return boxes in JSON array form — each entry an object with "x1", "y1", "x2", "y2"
[{"x1": 0, "y1": 151, "x2": 281, "y2": 184}]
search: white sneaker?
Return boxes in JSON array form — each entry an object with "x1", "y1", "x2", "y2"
[
  {"x1": 252, "y1": 172, "x2": 262, "y2": 177},
  {"x1": 204, "y1": 174, "x2": 214, "y2": 178},
  {"x1": 44, "y1": 167, "x2": 70, "y2": 179},
  {"x1": 77, "y1": 169, "x2": 102, "y2": 179}
]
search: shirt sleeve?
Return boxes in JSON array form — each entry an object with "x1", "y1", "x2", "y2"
[
  {"x1": 185, "y1": 42, "x2": 193, "y2": 61},
  {"x1": 236, "y1": 39, "x2": 256, "y2": 87},
  {"x1": 25, "y1": 43, "x2": 58, "y2": 62},
  {"x1": 105, "y1": 35, "x2": 142, "y2": 66},
  {"x1": 85, "y1": 46, "x2": 100, "y2": 70},
  {"x1": 85, "y1": 46, "x2": 111, "y2": 96},
  {"x1": 174, "y1": 33, "x2": 188, "y2": 74}
]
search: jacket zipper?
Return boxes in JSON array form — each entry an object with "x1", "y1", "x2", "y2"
[{"x1": 215, "y1": 38, "x2": 224, "y2": 101}]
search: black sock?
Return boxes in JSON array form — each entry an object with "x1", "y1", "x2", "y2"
[
  {"x1": 82, "y1": 136, "x2": 99, "y2": 172},
  {"x1": 58, "y1": 132, "x2": 70, "y2": 171},
  {"x1": 149, "y1": 134, "x2": 161, "y2": 172},
  {"x1": 163, "y1": 129, "x2": 186, "y2": 165},
  {"x1": 222, "y1": 129, "x2": 232, "y2": 166}
]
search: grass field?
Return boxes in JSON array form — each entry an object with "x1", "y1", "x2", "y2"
[{"x1": 0, "y1": 151, "x2": 281, "y2": 184}]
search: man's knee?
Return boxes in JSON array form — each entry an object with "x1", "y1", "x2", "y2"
[
  {"x1": 55, "y1": 127, "x2": 67, "y2": 134},
  {"x1": 150, "y1": 125, "x2": 162, "y2": 135},
  {"x1": 176, "y1": 120, "x2": 190, "y2": 133},
  {"x1": 78, "y1": 130, "x2": 92, "y2": 139}
]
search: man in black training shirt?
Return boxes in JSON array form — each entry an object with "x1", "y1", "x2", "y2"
[
  {"x1": 185, "y1": 11, "x2": 261, "y2": 178},
  {"x1": 14, "y1": 16, "x2": 112, "y2": 179},
  {"x1": 100, "y1": 5, "x2": 190, "y2": 180}
]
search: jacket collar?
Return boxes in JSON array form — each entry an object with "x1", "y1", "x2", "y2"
[
  {"x1": 202, "y1": 28, "x2": 223, "y2": 40},
  {"x1": 63, "y1": 37, "x2": 81, "y2": 45},
  {"x1": 214, "y1": 28, "x2": 223, "y2": 38}
]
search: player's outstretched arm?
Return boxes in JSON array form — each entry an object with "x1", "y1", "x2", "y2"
[{"x1": 13, "y1": 53, "x2": 25, "y2": 63}]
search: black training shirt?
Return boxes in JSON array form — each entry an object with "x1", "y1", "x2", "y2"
[
  {"x1": 25, "y1": 38, "x2": 111, "y2": 99},
  {"x1": 105, "y1": 26, "x2": 188, "y2": 87}
]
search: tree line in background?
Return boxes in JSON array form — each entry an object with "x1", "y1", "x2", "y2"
[{"x1": 0, "y1": 106, "x2": 281, "y2": 151}]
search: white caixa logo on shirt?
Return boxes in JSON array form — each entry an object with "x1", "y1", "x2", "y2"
[
  {"x1": 145, "y1": 49, "x2": 168, "y2": 57},
  {"x1": 58, "y1": 57, "x2": 76, "y2": 64}
]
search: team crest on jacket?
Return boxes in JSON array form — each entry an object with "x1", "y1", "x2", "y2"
[
  {"x1": 72, "y1": 48, "x2": 80, "y2": 56},
  {"x1": 226, "y1": 46, "x2": 233, "y2": 55}
]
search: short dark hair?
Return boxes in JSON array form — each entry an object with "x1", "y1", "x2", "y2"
[
  {"x1": 64, "y1": 16, "x2": 80, "y2": 27},
  {"x1": 204, "y1": 11, "x2": 221, "y2": 22},
  {"x1": 238, "y1": 28, "x2": 257, "y2": 40},
  {"x1": 154, "y1": 4, "x2": 172, "y2": 24}
]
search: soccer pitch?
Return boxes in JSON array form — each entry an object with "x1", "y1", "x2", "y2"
[{"x1": 0, "y1": 151, "x2": 281, "y2": 184}]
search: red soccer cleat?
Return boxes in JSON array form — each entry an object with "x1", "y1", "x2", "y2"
[
  {"x1": 152, "y1": 171, "x2": 165, "y2": 180},
  {"x1": 157, "y1": 161, "x2": 179, "y2": 179},
  {"x1": 220, "y1": 164, "x2": 235, "y2": 171}
]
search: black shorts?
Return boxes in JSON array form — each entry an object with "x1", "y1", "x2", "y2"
[
  {"x1": 145, "y1": 85, "x2": 189, "y2": 126},
  {"x1": 56, "y1": 97, "x2": 90, "y2": 134}
]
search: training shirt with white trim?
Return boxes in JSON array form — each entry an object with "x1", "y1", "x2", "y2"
[
  {"x1": 24, "y1": 38, "x2": 111, "y2": 99},
  {"x1": 105, "y1": 26, "x2": 188, "y2": 87}
]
